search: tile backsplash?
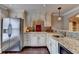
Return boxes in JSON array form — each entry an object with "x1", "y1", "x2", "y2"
[
  {"x1": 66, "y1": 32, "x2": 79, "y2": 39},
  {"x1": 54, "y1": 29, "x2": 79, "y2": 39}
]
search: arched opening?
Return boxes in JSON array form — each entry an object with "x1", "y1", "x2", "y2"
[{"x1": 69, "y1": 14, "x2": 79, "y2": 31}]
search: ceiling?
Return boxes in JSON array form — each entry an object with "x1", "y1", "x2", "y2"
[{"x1": 2, "y1": 4, "x2": 79, "y2": 14}]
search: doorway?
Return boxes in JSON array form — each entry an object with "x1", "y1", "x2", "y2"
[{"x1": 69, "y1": 15, "x2": 79, "y2": 31}]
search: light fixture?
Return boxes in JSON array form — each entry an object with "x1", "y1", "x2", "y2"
[
  {"x1": 58, "y1": 7, "x2": 62, "y2": 21},
  {"x1": 42, "y1": 4, "x2": 47, "y2": 26}
]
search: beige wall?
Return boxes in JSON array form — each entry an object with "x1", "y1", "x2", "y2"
[
  {"x1": 51, "y1": 14, "x2": 64, "y2": 30},
  {"x1": 10, "y1": 10, "x2": 52, "y2": 32}
]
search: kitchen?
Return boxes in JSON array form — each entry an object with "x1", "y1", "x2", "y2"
[{"x1": 0, "y1": 4, "x2": 79, "y2": 54}]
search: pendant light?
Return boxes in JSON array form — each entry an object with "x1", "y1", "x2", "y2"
[
  {"x1": 43, "y1": 4, "x2": 47, "y2": 26},
  {"x1": 58, "y1": 7, "x2": 62, "y2": 21}
]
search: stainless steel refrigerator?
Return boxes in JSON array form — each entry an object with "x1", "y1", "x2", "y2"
[
  {"x1": 0, "y1": 19, "x2": 1, "y2": 53},
  {"x1": 1, "y1": 18, "x2": 23, "y2": 52}
]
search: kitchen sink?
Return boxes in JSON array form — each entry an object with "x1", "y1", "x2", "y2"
[
  {"x1": 52, "y1": 34, "x2": 64, "y2": 38},
  {"x1": 53, "y1": 35, "x2": 60, "y2": 38}
]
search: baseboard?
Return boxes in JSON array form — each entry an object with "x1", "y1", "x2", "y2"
[
  {"x1": 2, "y1": 51, "x2": 21, "y2": 53},
  {"x1": 23, "y1": 46, "x2": 47, "y2": 48}
]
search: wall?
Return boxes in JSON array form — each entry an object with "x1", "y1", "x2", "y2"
[
  {"x1": 10, "y1": 10, "x2": 51, "y2": 32},
  {"x1": 66, "y1": 32, "x2": 79, "y2": 39},
  {"x1": 51, "y1": 14, "x2": 64, "y2": 30}
]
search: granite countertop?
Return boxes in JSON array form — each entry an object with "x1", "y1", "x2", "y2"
[
  {"x1": 23, "y1": 32, "x2": 79, "y2": 53},
  {"x1": 48, "y1": 33, "x2": 79, "y2": 54}
]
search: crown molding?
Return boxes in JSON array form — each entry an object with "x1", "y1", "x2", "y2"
[
  {"x1": 0, "y1": 5, "x2": 8, "y2": 10},
  {"x1": 63, "y1": 6, "x2": 79, "y2": 16}
]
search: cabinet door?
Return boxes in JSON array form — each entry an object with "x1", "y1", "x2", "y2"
[
  {"x1": 46, "y1": 36, "x2": 52, "y2": 53},
  {"x1": 53, "y1": 40, "x2": 58, "y2": 54},
  {"x1": 46, "y1": 34, "x2": 49, "y2": 48},
  {"x1": 24, "y1": 33, "x2": 31, "y2": 46},
  {"x1": 51, "y1": 38, "x2": 59, "y2": 54},
  {"x1": 30, "y1": 37, "x2": 38, "y2": 46},
  {"x1": 46, "y1": 34, "x2": 59, "y2": 54},
  {"x1": 29, "y1": 33, "x2": 38, "y2": 46},
  {"x1": 38, "y1": 34, "x2": 46, "y2": 46},
  {"x1": 24, "y1": 38, "x2": 31, "y2": 46},
  {"x1": 49, "y1": 37, "x2": 53, "y2": 53}
]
